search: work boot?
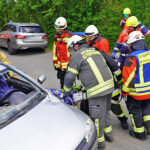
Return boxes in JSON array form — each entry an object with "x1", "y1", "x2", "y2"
[
  {"x1": 98, "y1": 141, "x2": 105, "y2": 150},
  {"x1": 120, "y1": 120, "x2": 129, "y2": 129},
  {"x1": 145, "y1": 128, "x2": 150, "y2": 136},
  {"x1": 146, "y1": 130, "x2": 150, "y2": 136},
  {"x1": 129, "y1": 130, "x2": 146, "y2": 141},
  {"x1": 144, "y1": 125, "x2": 150, "y2": 136},
  {"x1": 104, "y1": 132, "x2": 114, "y2": 142}
]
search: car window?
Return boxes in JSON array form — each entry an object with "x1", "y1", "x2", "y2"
[
  {"x1": 0, "y1": 64, "x2": 47, "y2": 129},
  {"x1": 9, "y1": 25, "x2": 16, "y2": 32},
  {"x1": 19, "y1": 26, "x2": 44, "y2": 33},
  {"x1": 1, "y1": 25, "x2": 11, "y2": 32}
]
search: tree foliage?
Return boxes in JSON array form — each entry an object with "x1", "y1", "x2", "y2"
[{"x1": 0, "y1": 0, "x2": 150, "y2": 51}]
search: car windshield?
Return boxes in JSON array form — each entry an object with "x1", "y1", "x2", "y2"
[
  {"x1": 19, "y1": 26, "x2": 44, "y2": 33},
  {"x1": 0, "y1": 63, "x2": 47, "y2": 129}
]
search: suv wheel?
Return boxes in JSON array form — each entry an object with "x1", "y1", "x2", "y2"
[
  {"x1": 40, "y1": 48, "x2": 45, "y2": 52},
  {"x1": 8, "y1": 41, "x2": 16, "y2": 55}
]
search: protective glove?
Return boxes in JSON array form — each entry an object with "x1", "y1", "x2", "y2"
[
  {"x1": 112, "y1": 50, "x2": 116, "y2": 59},
  {"x1": 53, "y1": 64, "x2": 59, "y2": 70}
]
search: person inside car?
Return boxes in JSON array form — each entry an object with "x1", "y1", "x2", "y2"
[{"x1": 0, "y1": 75, "x2": 27, "y2": 106}]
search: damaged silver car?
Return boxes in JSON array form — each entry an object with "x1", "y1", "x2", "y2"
[{"x1": 0, "y1": 63, "x2": 98, "y2": 150}]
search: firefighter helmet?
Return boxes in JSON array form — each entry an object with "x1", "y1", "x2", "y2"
[
  {"x1": 85, "y1": 25, "x2": 99, "y2": 36},
  {"x1": 126, "y1": 16, "x2": 139, "y2": 27},
  {"x1": 123, "y1": 8, "x2": 131, "y2": 15},
  {"x1": 67, "y1": 35, "x2": 83, "y2": 49},
  {"x1": 127, "y1": 31, "x2": 145, "y2": 44},
  {"x1": 54, "y1": 17, "x2": 67, "y2": 29}
]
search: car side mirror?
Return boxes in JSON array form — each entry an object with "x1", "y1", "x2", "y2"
[{"x1": 38, "y1": 74, "x2": 46, "y2": 84}]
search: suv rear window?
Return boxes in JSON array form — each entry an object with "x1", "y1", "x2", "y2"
[{"x1": 19, "y1": 26, "x2": 44, "y2": 33}]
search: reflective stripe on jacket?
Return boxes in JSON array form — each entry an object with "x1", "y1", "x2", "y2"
[
  {"x1": 52, "y1": 30, "x2": 74, "y2": 70},
  {"x1": 64, "y1": 44, "x2": 114, "y2": 98}
]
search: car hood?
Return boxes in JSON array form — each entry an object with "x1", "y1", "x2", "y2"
[{"x1": 0, "y1": 100, "x2": 87, "y2": 150}]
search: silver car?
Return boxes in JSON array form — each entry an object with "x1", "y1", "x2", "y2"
[
  {"x1": 0, "y1": 63, "x2": 98, "y2": 150},
  {"x1": 0, "y1": 23, "x2": 49, "y2": 55}
]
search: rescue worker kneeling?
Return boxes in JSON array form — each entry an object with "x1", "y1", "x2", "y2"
[
  {"x1": 63, "y1": 35, "x2": 114, "y2": 149},
  {"x1": 122, "y1": 31, "x2": 150, "y2": 140}
]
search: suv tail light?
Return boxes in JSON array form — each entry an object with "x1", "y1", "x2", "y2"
[
  {"x1": 42, "y1": 35, "x2": 48, "y2": 39},
  {"x1": 15, "y1": 35, "x2": 26, "y2": 39}
]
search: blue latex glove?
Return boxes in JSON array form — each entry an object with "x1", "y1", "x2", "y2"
[{"x1": 112, "y1": 50, "x2": 116, "y2": 59}]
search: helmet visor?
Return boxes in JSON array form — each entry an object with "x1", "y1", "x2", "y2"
[
  {"x1": 85, "y1": 32, "x2": 95, "y2": 37},
  {"x1": 54, "y1": 24, "x2": 66, "y2": 29}
]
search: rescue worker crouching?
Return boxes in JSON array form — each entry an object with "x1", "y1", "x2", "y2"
[
  {"x1": 63, "y1": 35, "x2": 115, "y2": 150},
  {"x1": 85, "y1": 25, "x2": 128, "y2": 130},
  {"x1": 52, "y1": 16, "x2": 74, "y2": 89},
  {"x1": 122, "y1": 31, "x2": 150, "y2": 140}
]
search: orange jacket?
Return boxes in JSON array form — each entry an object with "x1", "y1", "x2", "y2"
[
  {"x1": 52, "y1": 30, "x2": 73, "y2": 70},
  {"x1": 88, "y1": 35, "x2": 109, "y2": 54},
  {"x1": 117, "y1": 27, "x2": 129, "y2": 44}
]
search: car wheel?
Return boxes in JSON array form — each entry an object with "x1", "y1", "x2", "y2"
[
  {"x1": 8, "y1": 41, "x2": 16, "y2": 55},
  {"x1": 41, "y1": 48, "x2": 45, "y2": 52}
]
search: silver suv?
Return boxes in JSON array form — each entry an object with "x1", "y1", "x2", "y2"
[{"x1": 0, "y1": 22, "x2": 49, "y2": 54}]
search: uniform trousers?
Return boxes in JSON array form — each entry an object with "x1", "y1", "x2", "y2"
[{"x1": 88, "y1": 93, "x2": 112, "y2": 145}]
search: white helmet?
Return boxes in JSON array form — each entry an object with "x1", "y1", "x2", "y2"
[
  {"x1": 54, "y1": 17, "x2": 67, "y2": 29},
  {"x1": 85, "y1": 25, "x2": 99, "y2": 36},
  {"x1": 127, "y1": 31, "x2": 145, "y2": 44},
  {"x1": 67, "y1": 35, "x2": 83, "y2": 49}
]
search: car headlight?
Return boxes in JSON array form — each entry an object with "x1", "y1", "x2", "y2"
[{"x1": 85, "y1": 118, "x2": 95, "y2": 143}]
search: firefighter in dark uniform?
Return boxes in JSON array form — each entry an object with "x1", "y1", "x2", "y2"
[{"x1": 63, "y1": 35, "x2": 115, "y2": 150}]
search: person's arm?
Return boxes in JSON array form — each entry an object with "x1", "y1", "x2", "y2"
[
  {"x1": 101, "y1": 51, "x2": 122, "y2": 84},
  {"x1": 120, "y1": 19, "x2": 126, "y2": 27},
  {"x1": 63, "y1": 55, "x2": 79, "y2": 95},
  {"x1": 138, "y1": 23, "x2": 150, "y2": 37},
  {"x1": 122, "y1": 56, "x2": 137, "y2": 96},
  {"x1": 112, "y1": 31, "x2": 124, "y2": 58},
  {"x1": 52, "y1": 37, "x2": 59, "y2": 69}
]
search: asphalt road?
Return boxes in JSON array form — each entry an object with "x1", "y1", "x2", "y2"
[{"x1": 1, "y1": 48, "x2": 150, "y2": 150}]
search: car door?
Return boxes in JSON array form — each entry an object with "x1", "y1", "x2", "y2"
[
  {"x1": 0, "y1": 25, "x2": 11, "y2": 47},
  {"x1": 4, "y1": 25, "x2": 17, "y2": 48}
]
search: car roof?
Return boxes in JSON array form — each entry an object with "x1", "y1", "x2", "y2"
[{"x1": 6, "y1": 22, "x2": 40, "y2": 27}]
